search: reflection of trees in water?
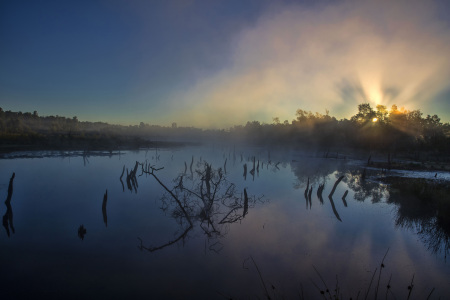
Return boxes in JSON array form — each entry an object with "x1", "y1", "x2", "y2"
[
  {"x1": 292, "y1": 158, "x2": 349, "y2": 220},
  {"x1": 291, "y1": 156, "x2": 389, "y2": 204},
  {"x1": 338, "y1": 169, "x2": 388, "y2": 203},
  {"x1": 389, "y1": 195, "x2": 435, "y2": 228},
  {"x1": 342, "y1": 171, "x2": 449, "y2": 259},
  {"x1": 386, "y1": 183, "x2": 450, "y2": 261},
  {"x1": 291, "y1": 157, "x2": 388, "y2": 216},
  {"x1": 291, "y1": 157, "x2": 343, "y2": 190},
  {"x1": 419, "y1": 218, "x2": 449, "y2": 260},
  {"x1": 291, "y1": 151, "x2": 391, "y2": 204},
  {"x1": 137, "y1": 161, "x2": 264, "y2": 253},
  {"x1": 291, "y1": 158, "x2": 449, "y2": 259},
  {"x1": 341, "y1": 170, "x2": 449, "y2": 259},
  {"x1": 340, "y1": 168, "x2": 449, "y2": 259}
]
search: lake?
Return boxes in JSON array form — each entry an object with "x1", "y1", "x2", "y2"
[{"x1": 1, "y1": 145, "x2": 449, "y2": 299}]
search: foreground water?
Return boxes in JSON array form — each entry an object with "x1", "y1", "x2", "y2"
[{"x1": 1, "y1": 145, "x2": 449, "y2": 299}]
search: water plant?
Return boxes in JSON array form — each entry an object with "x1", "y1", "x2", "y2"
[{"x1": 235, "y1": 248, "x2": 440, "y2": 300}]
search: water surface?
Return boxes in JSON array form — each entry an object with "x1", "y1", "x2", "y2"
[{"x1": 1, "y1": 145, "x2": 449, "y2": 299}]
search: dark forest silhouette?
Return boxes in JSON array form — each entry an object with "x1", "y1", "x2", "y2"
[{"x1": 1, "y1": 104, "x2": 449, "y2": 156}]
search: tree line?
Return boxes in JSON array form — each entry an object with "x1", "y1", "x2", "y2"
[
  {"x1": 230, "y1": 103, "x2": 449, "y2": 153},
  {"x1": 0, "y1": 107, "x2": 206, "y2": 150},
  {"x1": 0, "y1": 104, "x2": 449, "y2": 154}
]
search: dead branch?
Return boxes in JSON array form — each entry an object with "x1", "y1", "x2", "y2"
[{"x1": 328, "y1": 175, "x2": 344, "y2": 198}]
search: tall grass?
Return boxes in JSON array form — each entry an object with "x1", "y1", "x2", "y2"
[{"x1": 235, "y1": 249, "x2": 439, "y2": 300}]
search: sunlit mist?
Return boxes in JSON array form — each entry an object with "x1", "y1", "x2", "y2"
[
  {"x1": 1, "y1": 0, "x2": 449, "y2": 127},
  {"x1": 168, "y1": 0, "x2": 450, "y2": 127}
]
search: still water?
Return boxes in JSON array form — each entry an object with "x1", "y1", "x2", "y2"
[{"x1": 1, "y1": 145, "x2": 449, "y2": 299}]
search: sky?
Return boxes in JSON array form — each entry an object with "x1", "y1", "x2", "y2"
[{"x1": 1, "y1": 0, "x2": 450, "y2": 128}]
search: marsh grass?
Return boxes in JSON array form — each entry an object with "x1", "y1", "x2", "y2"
[{"x1": 233, "y1": 249, "x2": 439, "y2": 300}]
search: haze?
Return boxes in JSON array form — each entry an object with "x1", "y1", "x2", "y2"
[{"x1": 1, "y1": 0, "x2": 449, "y2": 127}]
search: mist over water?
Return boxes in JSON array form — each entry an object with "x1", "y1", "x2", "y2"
[{"x1": 1, "y1": 145, "x2": 449, "y2": 299}]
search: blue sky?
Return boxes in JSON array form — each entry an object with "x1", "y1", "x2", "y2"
[{"x1": 1, "y1": 0, "x2": 449, "y2": 127}]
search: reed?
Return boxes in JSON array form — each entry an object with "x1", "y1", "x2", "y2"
[
  {"x1": 374, "y1": 248, "x2": 390, "y2": 299},
  {"x1": 241, "y1": 249, "x2": 438, "y2": 300}
]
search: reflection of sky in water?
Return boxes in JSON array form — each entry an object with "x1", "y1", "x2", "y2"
[{"x1": 0, "y1": 146, "x2": 449, "y2": 299}]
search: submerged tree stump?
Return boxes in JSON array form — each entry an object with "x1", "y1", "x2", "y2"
[
  {"x1": 328, "y1": 175, "x2": 345, "y2": 199},
  {"x1": 102, "y1": 189, "x2": 108, "y2": 227}
]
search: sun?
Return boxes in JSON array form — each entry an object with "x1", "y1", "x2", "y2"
[{"x1": 372, "y1": 117, "x2": 378, "y2": 122}]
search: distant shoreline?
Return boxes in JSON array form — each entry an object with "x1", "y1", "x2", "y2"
[
  {"x1": 2, "y1": 142, "x2": 449, "y2": 174},
  {"x1": 0, "y1": 138, "x2": 196, "y2": 158}
]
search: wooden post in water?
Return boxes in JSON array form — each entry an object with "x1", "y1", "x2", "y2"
[
  {"x1": 342, "y1": 190, "x2": 348, "y2": 207},
  {"x1": 3, "y1": 173, "x2": 15, "y2": 237},
  {"x1": 317, "y1": 183, "x2": 324, "y2": 204},
  {"x1": 243, "y1": 188, "x2": 249, "y2": 217},
  {"x1": 308, "y1": 186, "x2": 313, "y2": 209},
  {"x1": 102, "y1": 190, "x2": 108, "y2": 227},
  {"x1": 304, "y1": 177, "x2": 310, "y2": 199}
]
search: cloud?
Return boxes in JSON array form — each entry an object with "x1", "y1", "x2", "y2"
[{"x1": 168, "y1": 0, "x2": 450, "y2": 127}]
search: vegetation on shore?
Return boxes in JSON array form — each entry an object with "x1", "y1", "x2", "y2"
[
  {"x1": 1, "y1": 104, "x2": 449, "y2": 156},
  {"x1": 0, "y1": 108, "x2": 199, "y2": 152}
]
